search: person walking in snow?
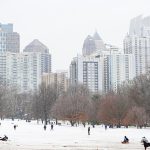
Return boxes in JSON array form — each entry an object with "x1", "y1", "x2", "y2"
[
  {"x1": 141, "y1": 137, "x2": 149, "y2": 143},
  {"x1": 44, "y1": 125, "x2": 46, "y2": 130},
  {"x1": 88, "y1": 127, "x2": 90, "y2": 135},
  {"x1": 105, "y1": 125, "x2": 107, "y2": 130},
  {"x1": 141, "y1": 137, "x2": 150, "y2": 150},
  {"x1": 51, "y1": 123, "x2": 53, "y2": 130},
  {"x1": 14, "y1": 125, "x2": 17, "y2": 130}
]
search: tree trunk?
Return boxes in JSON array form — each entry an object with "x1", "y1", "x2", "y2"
[
  {"x1": 55, "y1": 118, "x2": 58, "y2": 125},
  {"x1": 44, "y1": 112, "x2": 48, "y2": 125}
]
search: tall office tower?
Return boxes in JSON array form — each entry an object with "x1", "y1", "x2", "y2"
[
  {"x1": 24, "y1": 39, "x2": 51, "y2": 73},
  {"x1": 129, "y1": 15, "x2": 150, "y2": 37},
  {"x1": 70, "y1": 55, "x2": 103, "y2": 93},
  {"x1": 0, "y1": 23, "x2": 20, "y2": 53},
  {"x1": 82, "y1": 31, "x2": 106, "y2": 56},
  {"x1": 82, "y1": 35, "x2": 96, "y2": 56},
  {"x1": 42, "y1": 71, "x2": 69, "y2": 95},
  {"x1": 93, "y1": 31, "x2": 106, "y2": 51},
  {"x1": 0, "y1": 52, "x2": 42, "y2": 93}
]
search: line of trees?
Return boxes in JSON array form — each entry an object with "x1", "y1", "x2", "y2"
[{"x1": 0, "y1": 73, "x2": 150, "y2": 127}]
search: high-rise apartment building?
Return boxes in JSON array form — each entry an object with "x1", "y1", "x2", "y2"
[
  {"x1": 70, "y1": 55, "x2": 103, "y2": 93},
  {"x1": 24, "y1": 39, "x2": 51, "y2": 73},
  {"x1": 124, "y1": 35, "x2": 150, "y2": 76},
  {"x1": 0, "y1": 23, "x2": 52, "y2": 93},
  {"x1": 70, "y1": 28, "x2": 136, "y2": 93},
  {"x1": 70, "y1": 54, "x2": 135, "y2": 93},
  {"x1": 124, "y1": 15, "x2": 150, "y2": 76},
  {"x1": 0, "y1": 23, "x2": 20, "y2": 53},
  {"x1": 101, "y1": 54, "x2": 135, "y2": 93},
  {"x1": 0, "y1": 36, "x2": 52, "y2": 93},
  {"x1": 0, "y1": 52, "x2": 42, "y2": 93}
]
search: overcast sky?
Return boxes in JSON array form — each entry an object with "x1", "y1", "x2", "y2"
[{"x1": 0, "y1": 0, "x2": 150, "y2": 71}]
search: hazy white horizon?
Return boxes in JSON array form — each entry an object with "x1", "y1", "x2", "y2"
[{"x1": 0, "y1": 0, "x2": 150, "y2": 71}]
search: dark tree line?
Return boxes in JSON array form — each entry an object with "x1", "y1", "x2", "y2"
[
  {"x1": 51, "y1": 74, "x2": 150, "y2": 127},
  {"x1": 97, "y1": 74, "x2": 150, "y2": 127},
  {"x1": 1, "y1": 73, "x2": 150, "y2": 128}
]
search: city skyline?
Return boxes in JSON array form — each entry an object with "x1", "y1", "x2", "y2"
[{"x1": 0, "y1": 0, "x2": 150, "y2": 71}]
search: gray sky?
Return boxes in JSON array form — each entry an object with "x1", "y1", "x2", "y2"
[{"x1": 0, "y1": 0, "x2": 150, "y2": 71}]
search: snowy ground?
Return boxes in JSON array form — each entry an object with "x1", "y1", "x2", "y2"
[{"x1": 0, "y1": 120, "x2": 149, "y2": 150}]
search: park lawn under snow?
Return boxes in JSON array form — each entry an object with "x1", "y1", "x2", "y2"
[{"x1": 0, "y1": 120, "x2": 149, "y2": 150}]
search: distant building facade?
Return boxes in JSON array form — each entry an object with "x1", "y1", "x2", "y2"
[
  {"x1": 124, "y1": 15, "x2": 150, "y2": 76},
  {"x1": 70, "y1": 55, "x2": 103, "y2": 93},
  {"x1": 0, "y1": 52, "x2": 42, "y2": 92},
  {"x1": 124, "y1": 35, "x2": 150, "y2": 76},
  {"x1": 70, "y1": 31, "x2": 136, "y2": 93},
  {"x1": 0, "y1": 30, "x2": 52, "y2": 93},
  {"x1": 101, "y1": 54, "x2": 135, "y2": 93},
  {"x1": 42, "y1": 71, "x2": 69, "y2": 94},
  {"x1": 0, "y1": 23, "x2": 20, "y2": 53},
  {"x1": 129, "y1": 15, "x2": 150, "y2": 37},
  {"x1": 70, "y1": 53, "x2": 135, "y2": 93},
  {"x1": 24, "y1": 39, "x2": 51, "y2": 73},
  {"x1": 82, "y1": 31, "x2": 106, "y2": 56}
]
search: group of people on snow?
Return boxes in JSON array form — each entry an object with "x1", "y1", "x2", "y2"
[
  {"x1": 0, "y1": 121, "x2": 150, "y2": 150},
  {"x1": 44, "y1": 123, "x2": 54, "y2": 131}
]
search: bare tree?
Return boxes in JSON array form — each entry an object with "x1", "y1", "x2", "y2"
[
  {"x1": 52, "y1": 84, "x2": 92, "y2": 126},
  {"x1": 97, "y1": 93, "x2": 116, "y2": 125},
  {"x1": 5, "y1": 87, "x2": 19, "y2": 120},
  {"x1": 123, "y1": 106, "x2": 147, "y2": 128},
  {"x1": 32, "y1": 82, "x2": 57, "y2": 125},
  {"x1": 97, "y1": 92, "x2": 129, "y2": 127},
  {"x1": 125, "y1": 74, "x2": 150, "y2": 123},
  {"x1": 18, "y1": 92, "x2": 33, "y2": 120},
  {"x1": 0, "y1": 83, "x2": 7, "y2": 119},
  {"x1": 112, "y1": 95, "x2": 129, "y2": 127},
  {"x1": 89, "y1": 94, "x2": 102, "y2": 125}
]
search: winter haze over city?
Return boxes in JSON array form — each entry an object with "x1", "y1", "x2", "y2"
[
  {"x1": 0, "y1": 0, "x2": 150, "y2": 149},
  {"x1": 0, "y1": 0, "x2": 150, "y2": 71}
]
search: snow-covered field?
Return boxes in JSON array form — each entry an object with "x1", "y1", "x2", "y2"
[{"x1": 0, "y1": 120, "x2": 149, "y2": 150}]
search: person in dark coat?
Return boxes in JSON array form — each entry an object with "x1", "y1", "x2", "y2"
[
  {"x1": 122, "y1": 136, "x2": 129, "y2": 143},
  {"x1": 14, "y1": 125, "x2": 17, "y2": 130},
  {"x1": 0, "y1": 135, "x2": 8, "y2": 141},
  {"x1": 88, "y1": 127, "x2": 90, "y2": 135},
  {"x1": 44, "y1": 125, "x2": 46, "y2": 130},
  {"x1": 105, "y1": 125, "x2": 107, "y2": 130},
  {"x1": 51, "y1": 123, "x2": 53, "y2": 130},
  {"x1": 141, "y1": 137, "x2": 150, "y2": 150},
  {"x1": 141, "y1": 137, "x2": 148, "y2": 143}
]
